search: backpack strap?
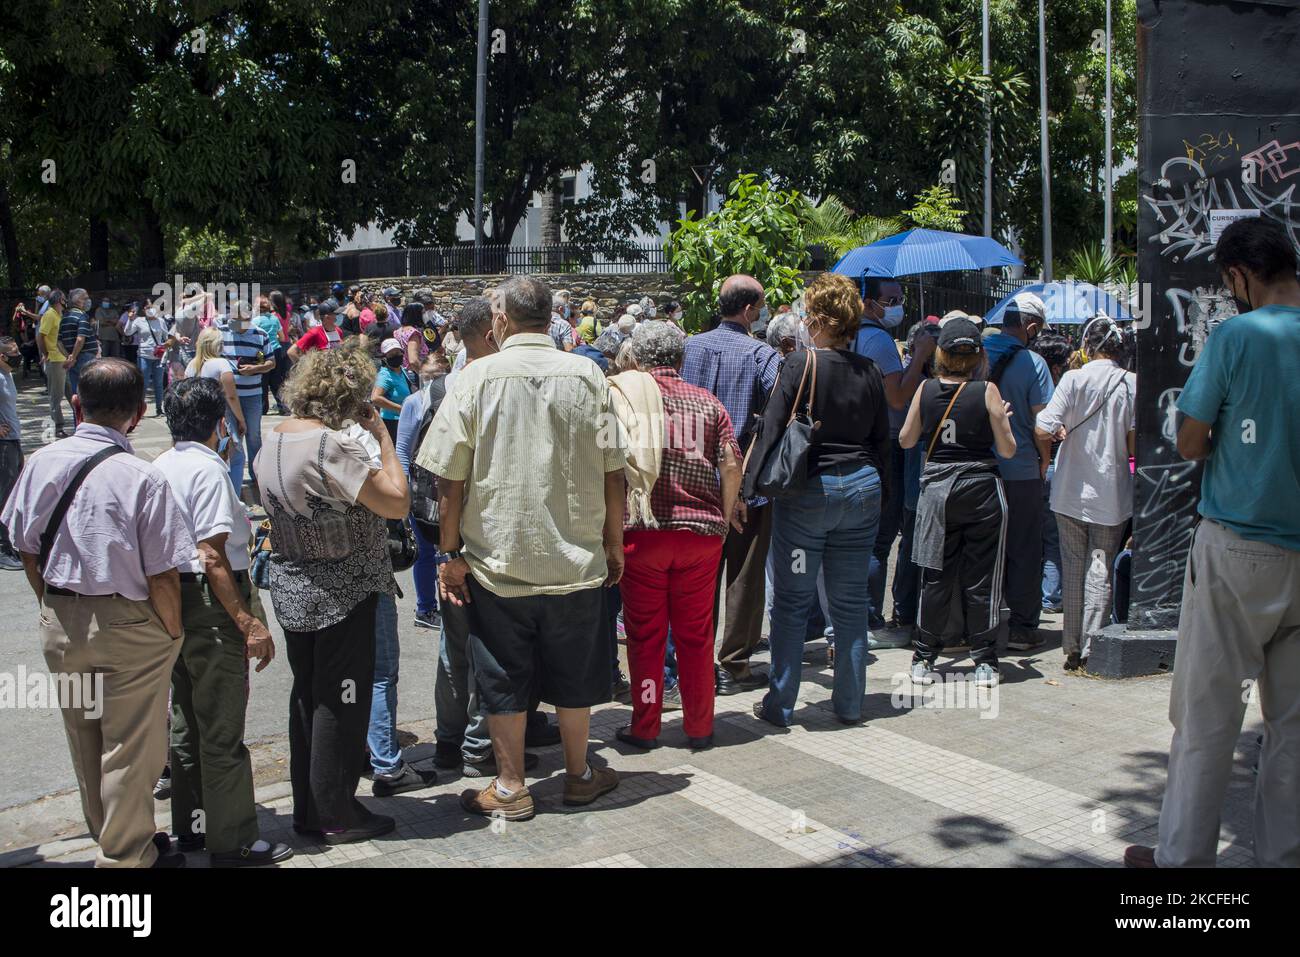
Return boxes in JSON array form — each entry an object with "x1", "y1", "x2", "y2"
[
  {"x1": 39, "y1": 445, "x2": 125, "y2": 578},
  {"x1": 988, "y1": 343, "x2": 1024, "y2": 386}
]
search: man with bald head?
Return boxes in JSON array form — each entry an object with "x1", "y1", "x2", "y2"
[{"x1": 682, "y1": 274, "x2": 783, "y2": 694}]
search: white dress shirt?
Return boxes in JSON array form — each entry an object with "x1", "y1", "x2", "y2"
[{"x1": 154, "y1": 441, "x2": 252, "y2": 573}]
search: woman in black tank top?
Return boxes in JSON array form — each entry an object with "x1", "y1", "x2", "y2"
[{"x1": 898, "y1": 318, "x2": 1016, "y2": 688}]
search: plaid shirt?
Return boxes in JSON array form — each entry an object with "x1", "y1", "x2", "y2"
[
  {"x1": 632, "y1": 367, "x2": 740, "y2": 538},
  {"x1": 681, "y1": 320, "x2": 782, "y2": 506}
]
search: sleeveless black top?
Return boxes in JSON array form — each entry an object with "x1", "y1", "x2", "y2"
[{"x1": 919, "y1": 378, "x2": 996, "y2": 465}]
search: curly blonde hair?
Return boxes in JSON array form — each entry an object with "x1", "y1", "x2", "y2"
[
  {"x1": 281, "y1": 337, "x2": 377, "y2": 429},
  {"x1": 804, "y1": 272, "x2": 865, "y2": 346}
]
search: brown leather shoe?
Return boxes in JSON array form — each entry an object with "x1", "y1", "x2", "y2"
[
  {"x1": 563, "y1": 765, "x2": 619, "y2": 806},
  {"x1": 460, "y1": 779, "x2": 535, "y2": 821},
  {"x1": 1124, "y1": 845, "x2": 1158, "y2": 868}
]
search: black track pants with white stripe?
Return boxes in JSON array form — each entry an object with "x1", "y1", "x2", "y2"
[{"x1": 914, "y1": 472, "x2": 1007, "y2": 666}]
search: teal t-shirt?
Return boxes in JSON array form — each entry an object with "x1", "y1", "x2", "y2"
[
  {"x1": 1178, "y1": 304, "x2": 1300, "y2": 551},
  {"x1": 253, "y1": 313, "x2": 282, "y2": 352},
  {"x1": 376, "y1": 365, "x2": 413, "y2": 421}
]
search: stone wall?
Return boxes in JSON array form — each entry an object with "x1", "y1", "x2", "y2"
[{"x1": 68, "y1": 273, "x2": 691, "y2": 325}]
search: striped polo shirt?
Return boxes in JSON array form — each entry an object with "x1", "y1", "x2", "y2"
[{"x1": 220, "y1": 321, "x2": 271, "y2": 399}]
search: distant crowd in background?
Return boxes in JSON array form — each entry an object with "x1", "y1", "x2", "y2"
[{"x1": 0, "y1": 216, "x2": 1296, "y2": 870}]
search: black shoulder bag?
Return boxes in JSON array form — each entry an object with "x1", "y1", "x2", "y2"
[
  {"x1": 39, "y1": 446, "x2": 125, "y2": 578},
  {"x1": 747, "y1": 350, "x2": 820, "y2": 499},
  {"x1": 408, "y1": 377, "x2": 448, "y2": 539}
]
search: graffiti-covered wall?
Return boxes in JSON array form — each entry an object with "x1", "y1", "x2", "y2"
[{"x1": 1131, "y1": 0, "x2": 1300, "y2": 629}]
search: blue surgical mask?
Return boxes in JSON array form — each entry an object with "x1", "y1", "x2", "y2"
[
  {"x1": 758, "y1": 306, "x2": 770, "y2": 324},
  {"x1": 880, "y1": 304, "x2": 904, "y2": 329}
]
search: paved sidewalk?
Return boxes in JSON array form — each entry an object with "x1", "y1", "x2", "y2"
[{"x1": 7, "y1": 638, "x2": 1263, "y2": 869}]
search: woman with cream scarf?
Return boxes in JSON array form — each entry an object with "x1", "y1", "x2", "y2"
[{"x1": 608, "y1": 322, "x2": 743, "y2": 753}]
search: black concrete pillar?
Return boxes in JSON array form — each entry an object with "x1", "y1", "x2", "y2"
[{"x1": 1089, "y1": 0, "x2": 1300, "y2": 676}]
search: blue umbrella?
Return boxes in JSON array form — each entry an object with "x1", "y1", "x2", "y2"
[
  {"x1": 830, "y1": 228, "x2": 1022, "y2": 278},
  {"x1": 984, "y1": 281, "x2": 1133, "y2": 326}
]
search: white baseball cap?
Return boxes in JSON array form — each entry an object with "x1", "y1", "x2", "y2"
[{"x1": 380, "y1": 338, "x2": 402, "y2": 355}]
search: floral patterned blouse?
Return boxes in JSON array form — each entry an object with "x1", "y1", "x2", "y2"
[{"x1": 254, "y1": 427, "x2": 396, "y2": 632}]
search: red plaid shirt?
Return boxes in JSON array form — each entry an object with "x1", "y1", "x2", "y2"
[{"x1": 631, "y1": 367, "x2": 740, "y2": 537}]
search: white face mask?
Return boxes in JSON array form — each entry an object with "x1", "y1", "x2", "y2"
[
  {"x1": 879, "y1": 304, "x2": 905, "y2": 329},
  {"x1": 146, "y1": 308, "x2": 157, "y2": 318}
]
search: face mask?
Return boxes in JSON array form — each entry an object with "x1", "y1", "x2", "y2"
[
  {"x1": 385, "y1": 355, "x2": 403, "y2": 369},
  {"x1": 879, "y1": 304, "x2": 904, "y2": 329},
  {"x1": 146, "y1": 308, "x2": 157, "y2": 318},
  {"x1": 797, "y1": 320, "x2": 815, "y2": 349},
  {"x1": 758, "y1": 306, "x2": 770, "y2": 324},
  {"x1": 1226, "y1": 270, "x2": 1253, "y2": 314},
  {"x1": 36, "y1": 296, "x2": 45, "y2": 304},
  {"x1": 101, "y1": 301, "x2": 110, "y2": 309}
]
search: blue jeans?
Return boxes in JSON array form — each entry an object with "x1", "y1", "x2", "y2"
[
  {"x1": 368, "y1": 594, "x2": 401, "y2": 775},
  {"x1": 867, "y1": 439, "x2": 905, "y2": 626},
  {"x1": 892, "y1": 506, "x2": 920, "y2": 625},
  {"x1": 1042, "y1": 462, "x2": 1062, "y2": 608},
  {"x1": 228, "y1": 393, "x2": 262, "y2": 492},
  {"x1": 138, "y1": 355, "x2": 166, "y2": 415},
  {"x1": 66, "y1": 352, "x2": 96, "y2": 398},
  {"x1": 411, "y1": 519, "x2": 439, "y2": 617},
  {"x1": 761, "y1": 462, "x2": 882, "y2": 725},
  {"x1": 434, "y1": 600, "x2": 492, "y2": 759}
]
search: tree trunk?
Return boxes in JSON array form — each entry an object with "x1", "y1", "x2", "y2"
[
  {"x1": 138, "y1": 207, "x2": 165, "y2": 271},
  {"x1": 89, "y1": 216, "x2": 109, "y2": 272},
  {"x1": 0, "y1": 178, "x2": 24, "y2": 290},
  {"x1": 538, "y1": 176, "x2": 562, "y2": 271}
]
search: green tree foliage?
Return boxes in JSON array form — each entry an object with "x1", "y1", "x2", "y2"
[
  {"x1": 902, "y1": 185, "x2": 969, "y2": 232},
  {"x1": 0, "y1": 0, "x2": 1139, "y2": 285},
  {"x1": 800, "y1": 195, "x2": 901, "y2": 260},
  {"x1": 666, "y1": 174, "x2": 808, "y2": 332}
]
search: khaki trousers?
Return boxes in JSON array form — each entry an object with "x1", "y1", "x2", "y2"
[
  {"x1": 41, "y1": 593, "x2": 179, "y2": 868},
  {"x1": 1156, "y1": 520, "x2": 1300, "y2": 867}
]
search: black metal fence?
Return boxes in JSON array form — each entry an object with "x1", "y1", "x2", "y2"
[
  {"x1": 896, "y1": 271, "x2": 1032, "y2": 328},
  {"x1": 301, "y1": 242, "x2": 670, "y2": 283}
]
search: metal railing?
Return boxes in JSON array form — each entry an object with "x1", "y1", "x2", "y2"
[
  {"x1": 896, "y1": 271, "x2": 1033, "y2": 327},
  {"x1": 302, "y1": 242, "x2": 670, "y2": 282}
]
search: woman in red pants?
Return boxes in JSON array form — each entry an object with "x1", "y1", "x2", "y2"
[{"x1": 610, "y1": 321, "x2": 743, "y2": 751}]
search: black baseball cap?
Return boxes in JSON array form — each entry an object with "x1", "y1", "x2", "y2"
[{"x1": 937, "y1": 317, "x2": 982, "y2": 354}]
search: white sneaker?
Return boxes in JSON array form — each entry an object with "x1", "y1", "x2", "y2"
[
  {"x1": 910, "y1": 661, "x2": 936, "y2": 686},
  {"x1": 973, "y1": 663, "x2": 1000, "y2": 688},
  {"x1": 662, "y1": 682, "x2": 682, "y2": 712}
]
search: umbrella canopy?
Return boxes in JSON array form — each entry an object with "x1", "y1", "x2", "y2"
[
  {"x1": 830, "y1": 228, "x2": 1022, "y2": 278},
  {"x1": 984, "y1": 281, "x2": 1134, "y2": 326}
]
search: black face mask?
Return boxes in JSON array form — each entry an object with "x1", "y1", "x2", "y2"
[
  {"x1": 1226, "y1": 269, "x2": 1253, "y2": 314},
  {"x1": 385, "y1": 355, "x2": 403, "y2": 369}
]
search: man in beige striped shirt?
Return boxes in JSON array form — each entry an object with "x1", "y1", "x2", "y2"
[{"x1": 418, "y1": 275, "x2": 627, "y2": 821}]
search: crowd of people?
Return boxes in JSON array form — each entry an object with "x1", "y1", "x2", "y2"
[{"x1": 0, "y1": 216, "x2": 1296, "y2": 869}]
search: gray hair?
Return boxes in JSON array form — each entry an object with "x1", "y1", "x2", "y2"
[
  {"x1": 68, "y1": 287, "x2": 89, "y2": 307},
  {"x1": 765, "y1": 313, "x2": 801, "y2": 348},
  {"x1": 592, "y1": 329, "x2": 623, "y2": 357},
  {"x1": 630, "y1": 320, "x2": 685, "y2": 370},
  {"x1": 499, "y1": 275, "x2": 551, "y2": 328}
]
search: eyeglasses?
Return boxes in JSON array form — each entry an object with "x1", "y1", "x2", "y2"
[{"x1": 875, "y1": 295, "x2": 906, "y2": 307}]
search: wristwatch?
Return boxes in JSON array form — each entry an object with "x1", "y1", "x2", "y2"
[{"x1": 435, "y1": 549, "x2": 462, "y2": 565}]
